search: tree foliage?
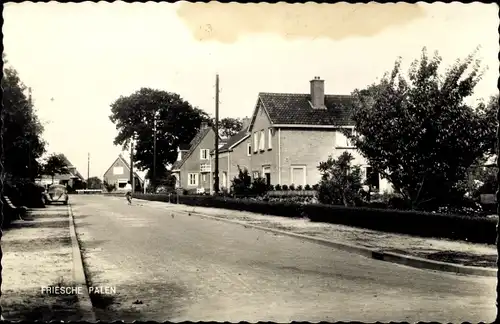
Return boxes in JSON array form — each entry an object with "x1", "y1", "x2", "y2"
[
  {"x1": 346, "y1": 47, "x2": 495, "y2": 209},
  {"x1": 231, "y1": 166, "x2": 252, "y2": 196},
  {"x1": 213, "y1": 117, "x2": 245, "y2": 139},
  {"x1": 109, "y1": 88, "x2": 210, "y2": 186},
  {"x1": 87, "y1": 176, "x2": 103, "y2": 189},
  {"x1": 2, "y1": 59, "x2": 46, "y2": 181},
  {"x1": 317, "y1": 151, "x2": 363, "y2": 207},
  {"x1": 42, "y1": 153, "x2": 69, "y2": 183}
]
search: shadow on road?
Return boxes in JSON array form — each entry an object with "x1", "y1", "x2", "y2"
[{"x1": 7, "y1": 220, "x2": 70, "y2": 229}]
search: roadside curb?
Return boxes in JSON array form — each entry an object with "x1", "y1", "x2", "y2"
[
  {"x1": 67, "y1": 204, "x2": 96, "y2": 322},
  {"x1": 168, "y1": 205, "x2": 496, "y2": 278}
]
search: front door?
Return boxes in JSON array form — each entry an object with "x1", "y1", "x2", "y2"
[{"x1": 263, "y1": 166, "x2": 271, "y2": 186}]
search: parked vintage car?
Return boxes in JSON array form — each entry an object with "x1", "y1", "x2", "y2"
[{"x1": 43, "y1": 184, "x2": 69, "y2": 205}]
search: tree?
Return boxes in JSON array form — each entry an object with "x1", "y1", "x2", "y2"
[
  {"x1": 346, "y1": 47, "x2": 495, "y2": 210},
  {"x1": 42, "y1": 154, "x2": 69, "y2": 184},
  {"x1": 87, "y1": 176, "x2": 103, "y2": 189},
  {"x1": 109, "y1": 88, "x2": 210, "y2": 188},
  {"x1": 2, "y1": 57, "x2": 46, "y2": 181},
  {"x1": 213, "y1": 117, "x2": 244, "y2": 139},
  {"x1": 317, "y1": 152, "x2": 363, "y2": 207},
  {"x1": 230, "y1": 166, "x2": 252, "y2": 196}
]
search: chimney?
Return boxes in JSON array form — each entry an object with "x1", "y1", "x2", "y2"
[{"x1": 310, "y1": 76, "x2": 325, "y2": 109}]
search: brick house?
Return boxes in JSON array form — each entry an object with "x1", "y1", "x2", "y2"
[
  {"x1": 171, "y1": 123, "x2": 224, "y2": 193},
  {"x1": 209, "y1": 118, "x2": 252, "y2": 191},
  {"x1": 212, "y1": 77, "x2": 392, "y2": 192},
  {"x1": 103, "y1": 154, "x2": 144, "y2": 192}
]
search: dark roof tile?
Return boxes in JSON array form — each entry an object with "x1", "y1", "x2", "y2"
[{"x1": 258, "y1": 93, "x2": 354, "y2": 126}]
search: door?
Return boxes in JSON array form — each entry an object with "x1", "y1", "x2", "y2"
[
  {"x1": 263, "y1": 166, "x2": 271, "y2": 186},
  {"x1": 291, "y1": 166, "x2": 306, "y2": 187}
]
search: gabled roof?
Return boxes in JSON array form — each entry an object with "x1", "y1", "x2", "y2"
[
  {"x1": 211, "y1": 129, "x2": 250, "y2": 154},
  {"x1": 171, "y1": 127, "x2": 220, "y2": 170},
  {"x1": 103, "y1": 155, "x2": 143, "y2": 183},
  {"x1": 250, "y1": 93, "x2": 354, "y2": 129}
]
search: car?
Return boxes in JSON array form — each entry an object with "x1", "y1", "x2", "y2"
[{"x1": 43, "y1": 184, "x2": 69, "y2": 205}]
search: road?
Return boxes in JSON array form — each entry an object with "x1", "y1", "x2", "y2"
[{"x1": 71, "y1": 195, "x2": 496, "y2": 322}]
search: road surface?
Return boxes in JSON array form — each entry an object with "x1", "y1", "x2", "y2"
[{"x1": 71, "y1": 195, "x2": 496, "y2": 322}]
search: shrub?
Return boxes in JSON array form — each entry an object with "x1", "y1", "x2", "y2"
[
  {"x1": 304, "y1": 184, "x2": 311, "y2": 190},
  {"x1": 251, "y1": 177, "x2": 268, "y2": 196},
  {"x1": 130, "y1": 193, "x2": 496, "y2": 244},
  {"x1": 231, "y1": 166, "x2": 252, "y2": 196},
  {"x1": 275, "y1": 184, "x2": 282, "y2": 191},
  {"x1": 282, "y1": 185, "x2": 289, "y2": 191},
  {"x1": 317, "y1": 152, "x2": 363, "y2": 207},
  {"x1": 289, "y1": 184, "x2": 296, "y2": 191},
  {"x1": 296, "y1": 185, "x2": 303, "y2": 191},
  {"x1": 104, "y1": 181, "x2": 116, "y2": 193},
  {"x1": 312, "y1": 184, "x2": 319, "y2": 191}
]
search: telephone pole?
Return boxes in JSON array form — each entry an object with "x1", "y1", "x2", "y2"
[
  {"x1": 130, "y1": 138, "x2": 135, "y2": 192},
  {"x1": 153, "y1": 114, "x2": 157, "y2": 191},
  {"x1": 87, "y1": 153, "x2": 90, "y2": 189},
  {"x1": 214, "y1": 74, "x2": 220, "y2": 194},
  {"x1": 28, "y1": 87, "x2": 32, "y2": 178}
]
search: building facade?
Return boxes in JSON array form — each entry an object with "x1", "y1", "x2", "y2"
[{"x1": 103, "y1": 154, "x2": 143, "y2": 192}]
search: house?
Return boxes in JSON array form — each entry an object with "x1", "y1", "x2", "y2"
[
  {"x1": 36, "y1": 154, "x2": 86, "y2": 188},
  {"x1": 103, "y1": 154, "x2": 144, "y2": 192},
  {"x1": 209, "y1": 118, "x2": 252, "y2": 191},
  {"x1": 171, "y1": 122, "x2": 224, "y2": 193},
  {"x1": 214, "y1": 76, "x2": 392, "y2": 192}
]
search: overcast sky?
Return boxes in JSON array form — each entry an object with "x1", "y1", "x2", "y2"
[{"x1": 4, "y1": 2, "x2": 499, "y2": 179}]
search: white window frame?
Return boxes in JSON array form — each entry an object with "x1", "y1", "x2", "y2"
[
  {"x1": 290, "y1": 165, "x2": 307, "y2": 186},
  {"x1": 188, "y1": 173, "x2": 198, "y2": 186},
  {"x1": 200, "y1": 149, "x2": 210, "y2": 160},
  {"x1": 113, "y1": 166, "x2": 124, "y2": 175},
  {"x1": 252, "y1": 171, "x2": 260, "y2": 179},
  {"x1": 222, "y1": 171, "x2": 228, "y2": 188},
  {"x1": 202, "y1": 173, "x2": 207, "y2": 182},
  {"x1": 267, "y1": 128, "x2": 272, "y2": 150},
  {"x1": 259, "y1": 130, "x2": 265, "y2": 151},
  {"x1": 247, "y1": 143, "x2": 252, "y2": 156},
  {"x1": 117, "y1": 178, "x2": 128, "y2": 188},
  {"x1": 253, "y1": 132, "x2": 258, "y2": 153}
]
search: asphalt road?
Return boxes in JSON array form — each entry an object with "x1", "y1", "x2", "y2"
[{"x1": 71, "y1": 195, "x2": 496, "y2": 322}]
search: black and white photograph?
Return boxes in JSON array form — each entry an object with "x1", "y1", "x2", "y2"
[{"x1": 1, "y1": 1, "x2": 499, "y2": 322}]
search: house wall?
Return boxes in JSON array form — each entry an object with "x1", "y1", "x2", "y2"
[
  {"x1": 179, "y1": 129, "x2": 216, "y2": 191},
  {"x1": 249, "y1": 101, "x2": 279, "y2": 184},
  {"x1": 103, "y1": 158, "x2": 130, "y2": 189},
  {"x1": 103, "y1": 158, "x2": 142, "y2": 191},
  {"x1": 210, "y1": 152, "x2": 229, "y2": 191},
  {"x1": 228, "y1": 138, "x2": 252, "y2": 184}
]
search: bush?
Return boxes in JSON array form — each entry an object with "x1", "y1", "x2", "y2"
[
  {"x1": 296, "y1": 185, "x2": 303, "y2": 191},
  {"x1": 275, "y1": 184, "x2": 282, "y2": 191},
  {"x1": 304, "y1": 184, "x2": 311, "y2": 190},
  {"x1": 312, "y1": 184, "x2": 319, "y2": 191},
  {"x1": 104, "y1": 181, "x2": 116, "y2": 193},
  {"x1": 282, "y1": 185, "x2": 289, "y2": 191},
  {"x1": 251, "y1": 177, "x2": 268, "y2": 196},
  {"x1": 289, "y1": 184, "x2": 296, "y2": 191},
  {"x1": 231, "y1": 166, "x2": 252, "y2": 196},
  {"x1": 130, "y1": 192, "x2": 496, "y2": 244}
]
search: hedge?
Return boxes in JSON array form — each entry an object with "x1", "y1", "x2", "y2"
[{"x1": 130, "y1": 193, "x2": 497, "y2": 245}]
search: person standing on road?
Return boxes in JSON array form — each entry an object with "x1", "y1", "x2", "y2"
[{"x1": 124, "y1": 181, "x2": 133, "y2": 205}]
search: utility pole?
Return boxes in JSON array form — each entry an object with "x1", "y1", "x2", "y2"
[
  {"x1": 87, "y1": 153, "x2": 90, "y2": 189},
  {"x1": 28, "y1": 87, "x2": 32, "y2": 178},
  {"x1": 153, "y1": 117, "x2": 157, "y2": 190},
  {"x1": 214, "y1": 74, "x2": 220, "y2": 194},
  {"x1": 130, "y1": 138, "x2": 135, "y2": 193}
]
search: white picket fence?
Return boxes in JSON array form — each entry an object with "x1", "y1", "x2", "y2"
[{"x1": 75, "y1": 189, "x2": 103, "y2": 194}]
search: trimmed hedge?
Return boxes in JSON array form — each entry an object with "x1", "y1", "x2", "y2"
[{"x1": 130, "y1": 193, "x2": 498, "y2": 245}]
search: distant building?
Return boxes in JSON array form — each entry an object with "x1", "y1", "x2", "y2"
[
  {"x1": 103, "y1": 154, "x2": 144, "y2": 192},
  {"x1": 36, "y1": 154, "x2": 85, "y2": 188}
]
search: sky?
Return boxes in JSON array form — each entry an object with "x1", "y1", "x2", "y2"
[{"x1": 3, "y1": 2, "x2": 499, "y2": 180}]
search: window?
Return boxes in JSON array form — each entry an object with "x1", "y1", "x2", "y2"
[
  {"x1": 252, "y1": 171, "x2": 260, "y2": 179},
  {"x1": 188, "y1": 173, "x2": 198, "y2": 186},
  {"x1": 247, "y1": 143, "x2": 252, "y2": 156},
  {"x1": 200, "y1": 149, "x2": 210, "y2": 160},
  {"x1": 253, "y1": 132, "x2": 258, "y2": 153},
  {"x1": 336, "y1": 128, "x2": 355, "y2": 147},
  {"x1": 117, "y1": 179, "x2": 128, "y2": 188},
  {"x1": 113, "y1": 167, "x2": 123, "y2": 175},
  {"x1": 290, "y1": 166, "x2": 306, "y2": 187},
  {"x1": 259, "y1": 130, "x2": 265, "y2": 151},
  {"x1": 365, "y1": 167, "x2": 380, "y2": 190},
  {"x1": 267, "y1": 128, "x2": 272, "y2": 150},
  {"x1": 202, "y1": 174, "x2": 207, "y2": 182}
]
